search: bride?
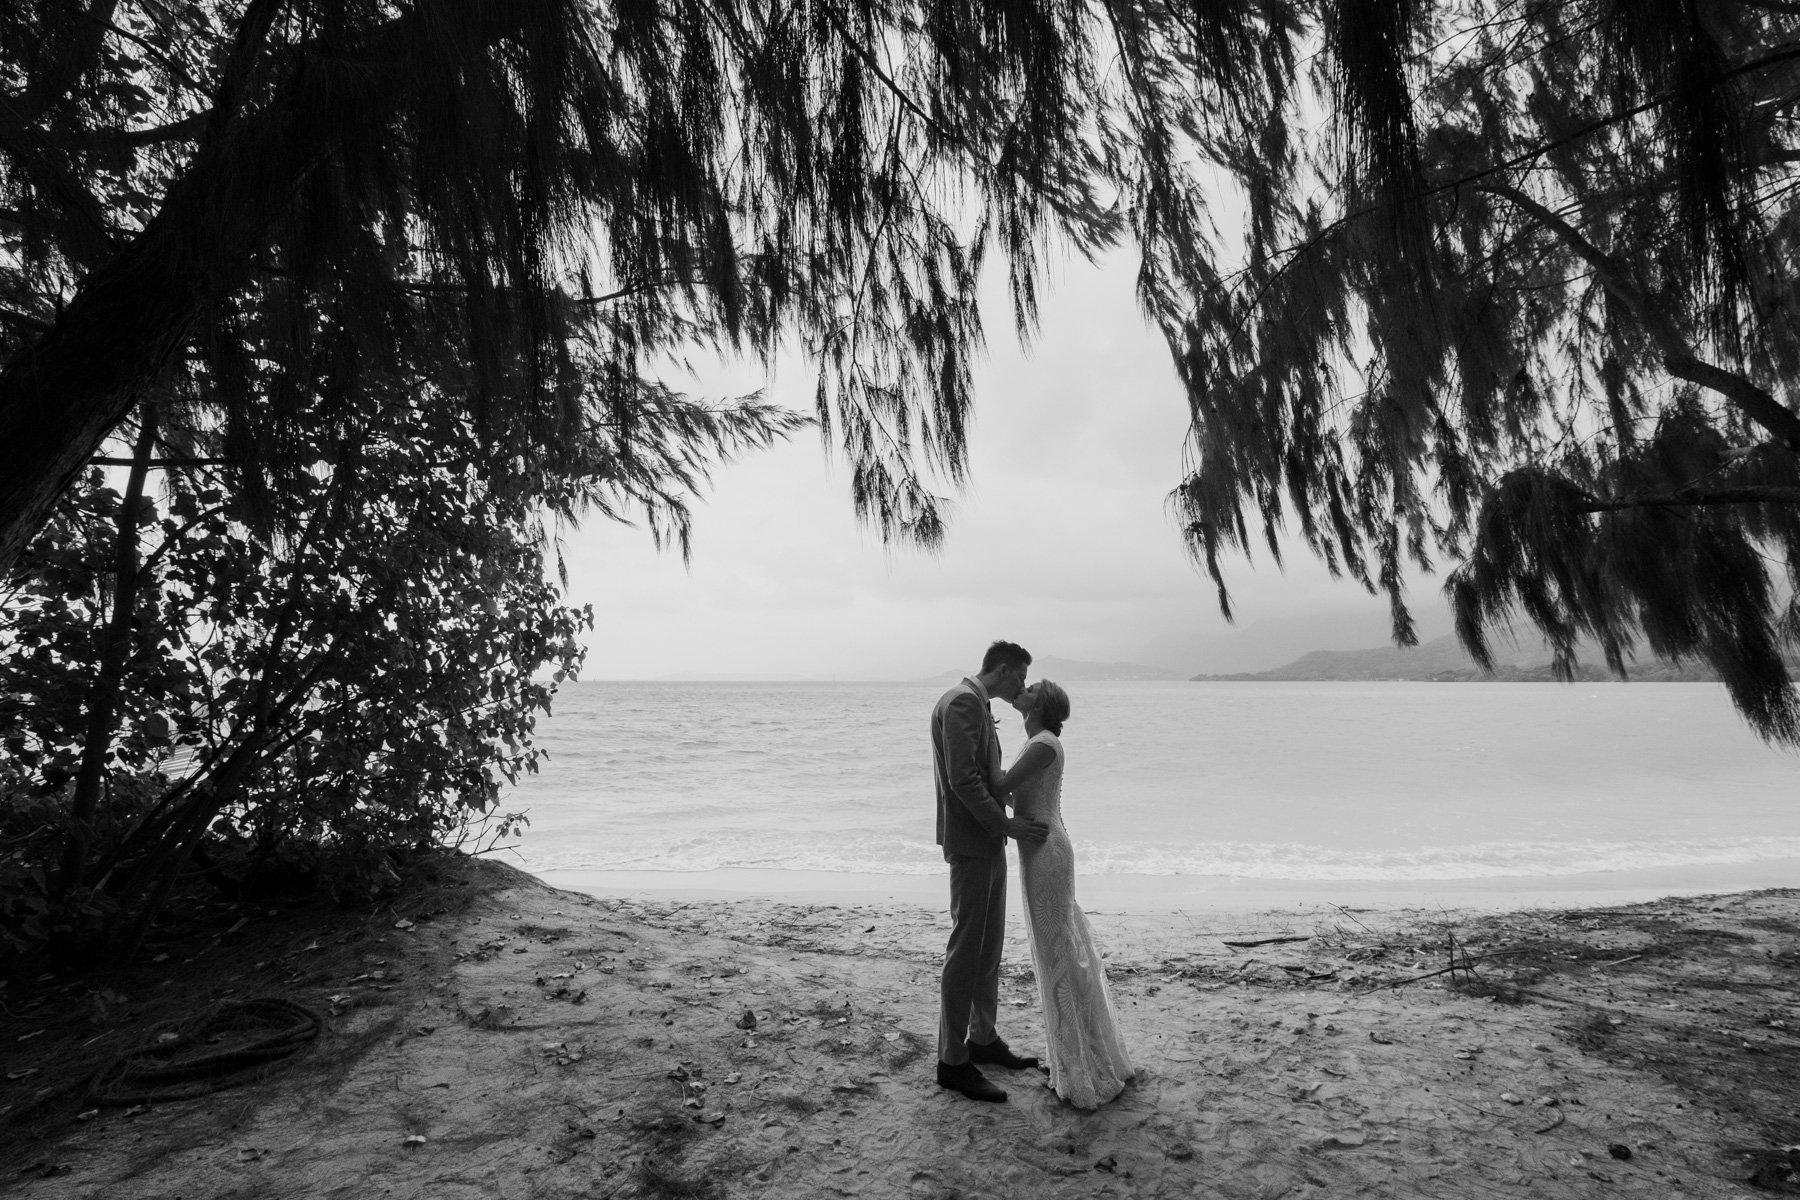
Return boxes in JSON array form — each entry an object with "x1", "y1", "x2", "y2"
[{"x1": 991, "y1": 680, "x2": 1134, "y2": 1108}]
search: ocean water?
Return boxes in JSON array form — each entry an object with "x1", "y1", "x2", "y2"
[{"x1": 497, "y1": 680, "x2": 1800, "y2": 884}]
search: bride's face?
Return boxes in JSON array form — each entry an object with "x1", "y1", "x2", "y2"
[{"x1": 1010, "y1": 683, "x2": 1039, "y2": 717}]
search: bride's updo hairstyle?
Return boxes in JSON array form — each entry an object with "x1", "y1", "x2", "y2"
[{"x1": 1037, "y1": 681, "x2": 1071, "y2": 736}]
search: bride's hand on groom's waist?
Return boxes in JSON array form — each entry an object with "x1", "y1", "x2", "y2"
[{"x1": 1005, "y1": 816, "x2": 1049, "y2": 844}]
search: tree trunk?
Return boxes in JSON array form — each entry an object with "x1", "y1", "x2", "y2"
[
  {"x1": 0, "y1": 0, "x2": 565, "y2": 580},
  {"x1": 0, "y1": 58, "x2": 388, "y2": 581},
  {"x1": 58, "y1": 400, "x2": 157, "y2": 898}
]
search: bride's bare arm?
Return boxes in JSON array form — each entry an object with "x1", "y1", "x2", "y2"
[{"x1": 992, "y1": 741, "x2": 1055, "y2": 797}]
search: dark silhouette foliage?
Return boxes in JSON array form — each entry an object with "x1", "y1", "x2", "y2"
[
  {"x1": 0, "y1": 0, "x2": 1303, "y2": 573},
  {"x1": 1170, "y1": 1, "x2": 1800, "y2": 741}
]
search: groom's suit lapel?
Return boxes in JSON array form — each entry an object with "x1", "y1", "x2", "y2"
[{"x1": 964, "y1": 676, "x2": 999, "y2": 770}]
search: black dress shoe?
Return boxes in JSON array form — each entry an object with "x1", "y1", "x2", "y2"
[
  {"x1": 968, "y1": 1036, "x2": 1041, "y2": 1070},
  {"x1": 936, "y1": 1060, "x2": 1007, "y2": 1102}
]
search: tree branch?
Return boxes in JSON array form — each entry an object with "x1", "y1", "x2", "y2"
[
  {"x1": 103, "y1": 111, "x2": 211, "y2": 149},
  {"x1": 1577, "y1": 485, "x2": 1800, "y2": 513},
  {"x1": 90, "y1": 455, "x2": 229, "y2": 467},
  {"x1": 1223, "y1": 41, "x2": 1800, "y2": 312},
  {"x1": 1477, "y1": 180, "x2": 1800, "y2": 450}
]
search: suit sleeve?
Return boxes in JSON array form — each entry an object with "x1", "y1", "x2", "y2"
[{"x1": 943, "y1": 692, "x2": 1009, "y2": 838}]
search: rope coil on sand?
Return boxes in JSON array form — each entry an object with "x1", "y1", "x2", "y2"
[{"x1": 88, "y1": 997, "x2": 321, "y2": 1106}]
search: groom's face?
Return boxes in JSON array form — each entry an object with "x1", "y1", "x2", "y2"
[{"x1": 995, "y1": 663, "x2": 1028, "y2": 703}]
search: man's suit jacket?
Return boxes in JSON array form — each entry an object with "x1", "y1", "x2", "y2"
[{"x1": 932, "y1": 677, "x2": 1009, "y2": 859}]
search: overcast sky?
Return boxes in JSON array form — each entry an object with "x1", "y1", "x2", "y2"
[{"x1": 559, "y1": 250, "x2": 1456, "y2": 681}]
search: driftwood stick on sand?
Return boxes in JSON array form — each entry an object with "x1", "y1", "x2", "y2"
[
  {"x1": 1389, "y1": 948, "x2": 1541, "y2": 987},
  {"x1": 1221, "y1": 935, "x2": 1312, "y2": 949}
]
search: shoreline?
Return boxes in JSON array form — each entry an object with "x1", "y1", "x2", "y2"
[{"x1": 533, "y1": 855, "x2": 1800, "y2": 915}]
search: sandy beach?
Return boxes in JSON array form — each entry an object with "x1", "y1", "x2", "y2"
[{"x1": 5, "y1": 854, "x2": 1800, "y2": 1198}]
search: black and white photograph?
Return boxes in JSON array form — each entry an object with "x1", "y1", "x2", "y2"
[{"x1": 6, "y1": 2, "x2": 1800, "y2": 1196}]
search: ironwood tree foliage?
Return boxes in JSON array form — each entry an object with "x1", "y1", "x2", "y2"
[
  {"x1": 0, "y1": 0, "x2": 1300, "y2": 575},
  {"x1": 1171, "y1": 0, "x2": 1800, "y2": 742}
]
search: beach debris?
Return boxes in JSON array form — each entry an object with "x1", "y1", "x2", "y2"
[
  {"x1": 1319, "y1": 1131, "x2": 1366, "y2": 1149},
  {"x1": 540, "y1": 1041, "x2": 584, "y2": 1066},
  {"x1": 1368, "y1": 1031, "x2": 1394, "y2": 1044},
  {"x1": 1094, "y1": 1154, "x2": 1119, "y2": 1173},
  {"x1": 1159, "y1": 1136, "x2": 1195, "y2": 1161},
  {"x1": 237, "y1": 1147, "x2": 265, "y2": 1162},
  {"x1": 74, "y1": 1109, "x2": 99, "y2": 1122},
  {"x1": 1532, "y1": 1109, "x2": 1566, "y2": 1134},
  {"x1": 1222, "y1": 935, "x2": 1310, "y2": 949},
  {"x1": 736, "y1": 1008, "x2": 757, "y2": 1030},
  {"x1": 694, "y1": 1111, "x2": 725, "y2": 1126},
  {"x1": 393, "y1": 918, "x2": 415, "y2": 931},
  {"x1": 402, "y1": 1134, "x2": 427, "y2": 1147},
  {"x1": 1608, "y1": 1144, "x2": 1633, "y2": 1161},
  {"x1": 1500, "y1": 1092, "x2": 1524, "y2": 1105},
  {"x1": 5, "y1": 1068, "x2": 38, "y2": 1081},
  {"x1": 16, "y1": 1030, "x2": 44, "y2": 1042}
]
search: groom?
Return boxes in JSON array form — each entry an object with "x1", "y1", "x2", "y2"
[{"x1": 931, "y1": 640, "x2": 1048, "y2": 1103}]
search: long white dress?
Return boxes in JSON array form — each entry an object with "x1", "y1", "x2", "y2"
[{"x1": 1011, "y1": 731, "x2": 1134, "y2": 1108}]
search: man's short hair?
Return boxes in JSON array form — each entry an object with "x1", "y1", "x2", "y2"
[{"x1": 980, "y1": 640, "x2": 1032, "y2": 675}]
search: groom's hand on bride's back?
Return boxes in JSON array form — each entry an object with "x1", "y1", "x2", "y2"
[{"x1": 1005, "y1": 816, "x2": 1049, "y2": 844}]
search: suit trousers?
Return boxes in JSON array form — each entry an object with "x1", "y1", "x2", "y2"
[{"x1": 938, "y1": 850, "x2": 1006, "y2": 1064}]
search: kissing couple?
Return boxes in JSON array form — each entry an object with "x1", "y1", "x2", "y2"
[{"x1": 930, "y1": 640, "x2": 1134, "y2": 1108}]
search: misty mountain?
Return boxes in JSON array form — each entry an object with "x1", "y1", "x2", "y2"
[{"x1": 1191, "y1": 634, "x2": 1728, "y2": 683}]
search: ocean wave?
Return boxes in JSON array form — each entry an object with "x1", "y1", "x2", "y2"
[{"x1": 515, "y1": 833, "x2": 1800, "y2": 881}]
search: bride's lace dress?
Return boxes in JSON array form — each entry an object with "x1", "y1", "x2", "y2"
[{"x1": 1012, "y1": 731, "x2": 1134, "y2": 1108}]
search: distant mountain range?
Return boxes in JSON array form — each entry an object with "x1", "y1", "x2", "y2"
[
  {"x1": 639, "y1": 638, "x2": 1753, "y2": 683},
  {"x1": 1191, "y1": 633, "x2": 1728, "y2": 683}
]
